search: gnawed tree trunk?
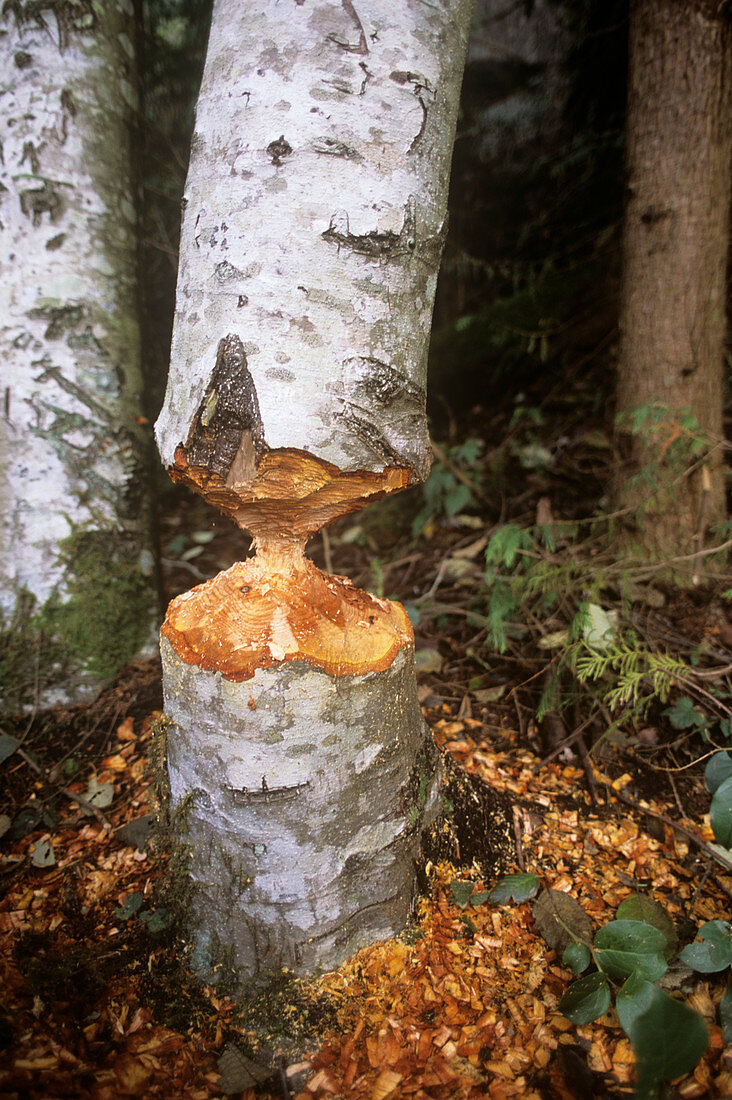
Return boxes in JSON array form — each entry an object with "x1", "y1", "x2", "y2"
[
  {"x1": 0, "y1": 2, "x2": 158, "y2": 711},
  {"x1": 614, "y1": 0, "x2": 732, "y2": 578},
  {"x1": 156, "y1": 0, "x2": 477, "y2": 984}
]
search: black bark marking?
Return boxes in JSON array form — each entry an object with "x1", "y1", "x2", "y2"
[
  {"x1": 45, "y1": 232, "x2": 65, "y2": 250},
  {"x1": 335, "y1": 402, "x2": 411, "y2": 466},
  {"x1": 19, "y1": 179, "x2": 63, "y2": 225},
  {"x1": 389, "y1": 70, "x2": 435, "y2": 153},
  {"x1": 322, "y1": 197, "x2": 417, "y2": 262},
  {"x1": 225, "y1": 780, "x2": 311, "y2": 806},
  {"x1": 186, "y1": 334, "x2": 266, "y2": 481},
  {"x1": 358, "y1": 61, "x2": 372, "y2": 96},
  {"x1": 4, "y1": 0, "x2": 96, "y2": 51},
  {"x1": 14, "y1": 50, "x2": 32, "y2": 67},
  {"x1": 266, "y1": 135, "x2": 292, "y2": 166},
  {"x1": 640, "y1": 205, "x2": 672, "y2": 226},
  {"x1": 313, "y1": 136, "x2": 360, "y2": 159},
  {"x1": 345, "y1": 356, "x2": 425, "y2": 408},
  {"x1": 327, "y1": 0, "x2": 369, "y2": 54},
  {"x1": 28, "y1": 302, "x2": 82, "y2": 339},
  {"x1": 20, "y1": 141, "x2": 40, "y2": 173}
]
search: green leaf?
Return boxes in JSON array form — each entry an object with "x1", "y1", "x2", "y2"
[
  {"x1": 470, "y1": 890, "x2": 489, "y2": 907},
  {"x1": 616, "y1": 974, "x2": 656, "y2": 1039},
  {"x1": 631, "y1": 989, "x2": 708, "y2": 1100},
  {"x1": 562, "y1": 942, "x2": 591, "y2": 974},
  {"x1": 705, "y1": 751, "x2": 732, "y2": 794},
  {"x1": 679, "y1": 920, "x2": 732, "y2": 974},
  {"x1": 532, "y1": 888, "x2": 592, "y2": 955},
  {"x1": 594, "y1": 920, "x2": 668, "y2": 982},
  {"x1": 444, "y1": 484, "x2": 473, "y2": 517},
  {"x1": 582, "y1": 603, "x2": 615, "y2": 650},
  {"x1": 664, "y1": 696, "x2": 705, "y2": 730},
  {"x1": 720, "y1": 984, "x2": 732, "y2": 1043},
  {"x1": 10, "y1": 805, "x2": 42, "y2": 839},
  {"x1": 488, "y1": 873, "x2": 540, "y2": 905},
  {"x1": 139, "y1": 907, "x2": 170, "y2": 933},
  {"x1": 114, "y1": 892, "x2": 144, "y2": 920},
  {"x1": 30, "y1": 839, "x2": 55, "y2": 868},
  {"x1": 83, "y1": 776, "x2": 114, "y2": 812},
  {"x1": 710, "y1": 777, "x2": 732, "y2": 848},
  {"x1": 559, "y1": 971, "x2": 611, "y2": 1025},
  {"x1": 191, "y1": 530, "x2": 216, "y2": 544},
  {"x1": 0, "y1": 734, "x2": 21, "y2": 766},
  {"x1": 415, "y1": 648, "x2": 443, "y2": 673},
  {"x1": 616, "y1": 895, "x2": 677, "y2": 956},
  {"x1": 450, "y1": 880, "x2": 474, "y2": 910}
]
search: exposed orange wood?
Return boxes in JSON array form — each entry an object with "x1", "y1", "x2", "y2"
[
  {"x1": 161, "y1": 539, "x2": 413, "y2": 680},
  {"x1": 171, "y1": 444, "x2": 409, "y2": 540}
]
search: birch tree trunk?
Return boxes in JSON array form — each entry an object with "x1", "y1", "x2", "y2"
[
  {"x1": 0, "y1": 1, "x2": 158, "y2": 711},
  {"x1": 614, "y1": 0, "x2": 732, "y2": 578},
  {"x1": 156, "y1": 0, "x2": 475, "y2": 985}
]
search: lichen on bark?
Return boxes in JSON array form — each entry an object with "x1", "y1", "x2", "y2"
[{"x1": 0, "y1": 0, "x2": 158, "y2": 708}]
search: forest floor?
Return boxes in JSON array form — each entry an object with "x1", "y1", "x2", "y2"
[{"x1": 2, "y1": 393, "x2": 732, "y2": 1099}]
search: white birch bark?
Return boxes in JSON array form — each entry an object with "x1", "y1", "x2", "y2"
[
  {"x1": 157, "y1": 0, "x2": 475, "y2": 986},
  {"x1": 0, "y1": 2, "x2": 157, "y2": 708},
  {"x1": 156, "y1": 0, "x2": 473, "y2": 487}
]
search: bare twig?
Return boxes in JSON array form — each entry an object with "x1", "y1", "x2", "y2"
[
  {"x1": 18, "y1": 748, "x2": 112, "y2": 829},
  {"x1": 598, "y1": 777, "x2": 732, "y2": 900}
]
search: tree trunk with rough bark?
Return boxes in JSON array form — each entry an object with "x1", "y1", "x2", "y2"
[
  {"x1": 614, "y1": 0, "x2": 731, "y2": 578},
  {"x1": 0, "y1": 1, "x2": 158, "y2": 711},
  {"x1": 156, "y1": 0, "x2": 478, "y2": 985}
]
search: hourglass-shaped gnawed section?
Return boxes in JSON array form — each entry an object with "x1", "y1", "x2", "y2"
[{"x1": 154, "y1": 0, "x2": 475, "y2": 987}]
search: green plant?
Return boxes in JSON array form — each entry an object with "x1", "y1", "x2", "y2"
[
  {"x1": 412, "y1": 439, "x2": 483, "y2": 537},
  {"x1": 485, "y1": 877, "x2": 716, "y2": 1100},
  {"x1": 703, "y1": 751, "x2": 732, "y2": 865}
]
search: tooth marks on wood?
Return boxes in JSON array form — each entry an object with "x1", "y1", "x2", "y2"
[{"x1": 185, "y1": 334, "x2": 266, "y2": 483}]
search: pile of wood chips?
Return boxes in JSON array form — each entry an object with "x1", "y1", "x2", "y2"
[{"x1": 1, "y1": 709, "x2": 730, "y2": 1099}]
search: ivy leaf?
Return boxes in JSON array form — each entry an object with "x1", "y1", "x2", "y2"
[
  {"x1": 470, "y1": 890, "x2": 490, "y2": 907},
  {"x1": 488, "y1": 873, "x2": 540, "y2": 905},
  {"x1": 559, "y1": 971, "x2": 611, "y2": 1025},
  {"x1": 664, "y1": 696, "x2": 705, "y2": 730},
  {"x1": 679, "y1": 920, "x2": 732, "y2": 974},
  {"x1": 710, "y1": 777, "x2": 732, "y2": 849},
  {"x1": 593, "y1": 920, "x2": 668, "y2": 982},
  {"x1": 616, "y1": 973, "x2": 656, "y2": 1038},
  {"x1": 631, "y1": 989, "x2": 708, "y2": 1100},
  {"x1": 532, "y1": 888, "x2": 592, "y2": 955},
  {"x1": 562, "y1": 942, "x2": 591, "y2": 974},
  {"x1": 114, "y1": 892, "x2": 144, "y2": 920},
  {"x1": 139, "y1": 907, "x2": 170, "y2": 933},
  {"x1": 450, "y1": 880, "x2": 474, "y2": 910},
  {"x1": 705, "y1": 751, "x2": 732, "y2": 794},
  {"x1": 616, "y1": 895, "x2": 677, "y2": 956}
]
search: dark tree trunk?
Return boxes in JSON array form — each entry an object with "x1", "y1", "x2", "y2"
[{"x1": 614, "y1": 0, "x2": 731, "y2": 579}]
